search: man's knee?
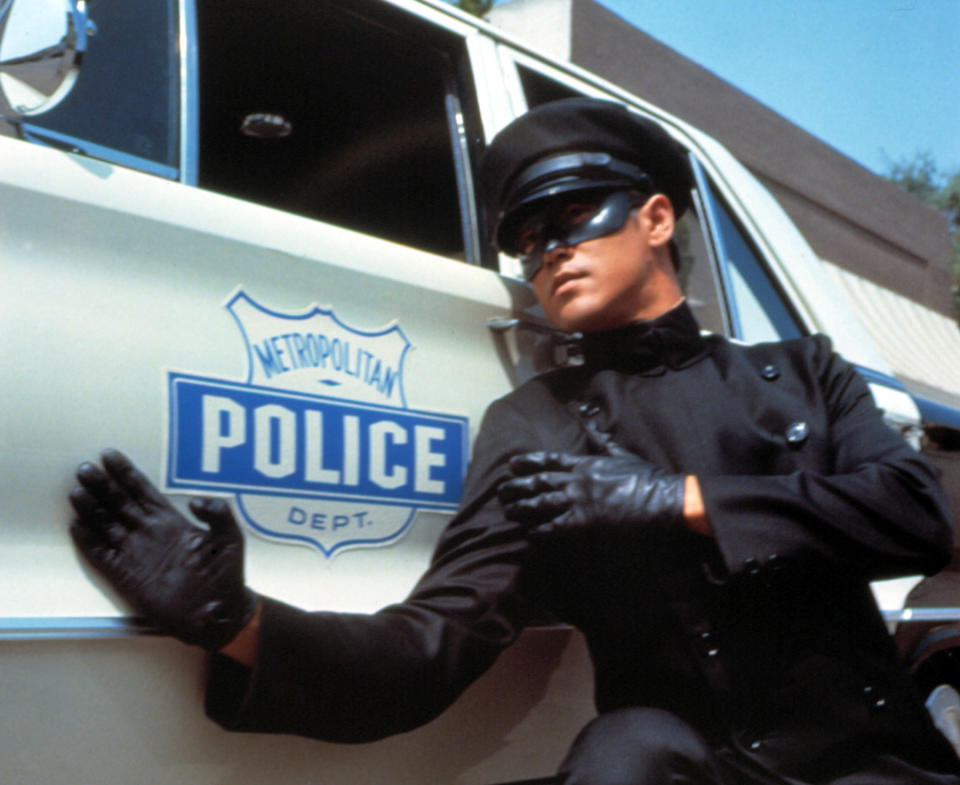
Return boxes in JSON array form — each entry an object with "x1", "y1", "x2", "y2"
[{"x1": 558, "y1": 707, "x2": 720, "y2": 785}]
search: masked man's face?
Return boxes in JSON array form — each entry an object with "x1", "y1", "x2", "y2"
[
  {"x1": 512, "y1": 190, "x2": 643, "y2": 282},
  {"x1": 524, "y1": 192, "x2": 678, "y2": 333}
]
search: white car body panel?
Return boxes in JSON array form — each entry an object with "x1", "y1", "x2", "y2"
[{"x1": 1, "y1": 0, "x2": 951, "y2": 781}]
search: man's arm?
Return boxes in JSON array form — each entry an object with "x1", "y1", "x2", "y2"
[
  {"x1": 216, "y1": 475, "x2": 707, "y2": 687},
  {"x1": 219, "y1": 601, "x2": 261, "y2": 666},
  {"x1": 683, "y1": 475, "x2": 711, "y2": 537},
  {"x1": 498, "y1": 423, "x2": 714, "y2": 541},
  {"x1": 70, "y1": 395, "x2": 538, "y2": 743},
  {"x1": 497, "y1": 336, "x2": 949, "y2": 582},
  {"x1": 699, "y1": 335, "x2": 952, "y2": 581},
  {"x1": 203, "y1": 397, "x2": 543, "y2": 742},
  {"x1": 68, "y1": 449, "x2": 258, "y2": 651}
]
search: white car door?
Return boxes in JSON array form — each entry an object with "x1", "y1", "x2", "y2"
[{"x1": 1, "y1": 2, "x2": 598, "y2": 783}]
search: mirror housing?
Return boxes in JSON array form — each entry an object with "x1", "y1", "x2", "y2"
[{"x1": 0, "y1": 0, "x2": 94, "y2": 117}]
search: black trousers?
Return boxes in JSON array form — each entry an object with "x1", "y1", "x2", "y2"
[
  {"x1": 554, "y1": 708, "x2": 960, "y2": 785},
  {"x1": 557, "y1": 707, "x2": 728, "y2": 785}
]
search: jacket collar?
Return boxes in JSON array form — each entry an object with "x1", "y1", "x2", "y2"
[{"x1": 581, "y1": 299, "x2": 710, "y2": 375}]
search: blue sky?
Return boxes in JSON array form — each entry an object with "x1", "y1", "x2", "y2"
[{"x1": 593, "y1": 0, "x2": 960, "y2": 178}]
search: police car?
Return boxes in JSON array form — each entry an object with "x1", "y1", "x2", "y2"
[{"x1": 2, "y1": 0, "x2": 958, "y2": 781}]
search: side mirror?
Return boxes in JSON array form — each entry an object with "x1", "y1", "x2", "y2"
[{"x1": 0, "y1": 0, "x2": 94, "y2": 117}]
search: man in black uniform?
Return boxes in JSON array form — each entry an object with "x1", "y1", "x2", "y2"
[{"x1": 68, "y1": 98, "x2": 960, "y2": 783}]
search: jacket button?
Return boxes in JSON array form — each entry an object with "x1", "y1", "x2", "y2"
[
  {"x1": 697, "y1": 630, "x2": 720, "y2": 658},
  {"x1": 864, "y1": 685, "x2": 887, "y2": 711},
  {"x1": 740, "y1": 730, "x2": 763, "y2": 751},
  {"x1": 785, "y1": 421, "x2": 809, "y2": 446},
  {"x1": 760, "y1": 364, "x2": 780, "y2": 380},
  {"x1": 744, "y1": 558, "x2": 761, "y2": 576},
  {"x1": 578, "y1": 401, "x2": 600, "y2": 417}
]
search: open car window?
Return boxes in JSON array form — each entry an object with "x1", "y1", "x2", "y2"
[{"x1": 195, "y1": 0, "x2": 482, "y2": 262}]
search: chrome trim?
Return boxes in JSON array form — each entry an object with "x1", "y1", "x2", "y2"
[
  {"x1": 855, "y1": 364, "x2": 907, "y2": 392},
  {"x1": 487, "y1": 316, "x2": 580, "y2": 341},
  {"x1": 857, "y1": 364, "x2": 960, "y2": 430},
  {"x1": 913, "y1": 395, "x2": 960, "y2": 430},
  {"x1": 0, "y1": 617, "x2": 155, "y2": 641},
  {"x1": 686, "y1": 172, "x2": 731, "y2": 337},
  {"x1": 689, "y1": 156, "x2": 741, "y2": 338},
  {"x1": 883, "y1": 608, "x2": 960, "y2": 624},
  {"x1": 4, "y1": 609, "x2": 960, "y2": 639},
  {"x1": 0, "y1": 0, "x2": 89, "y2": 116},
  {"x1": 178, "y1": 0, "x2": 198, "y2": 185},
  {"x1": 443, "y1": 71, "x2": 482, "y2": 265},
  {"x1": 19, "y1": 123, "x2": 179, "y2": 179}
]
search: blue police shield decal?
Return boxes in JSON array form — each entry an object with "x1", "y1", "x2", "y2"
[{"x1": 164, "y1": 289, "x2": 468, "y2": 558}]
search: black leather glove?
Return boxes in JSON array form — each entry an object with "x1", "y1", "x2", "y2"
[
  {"x1": 68, "y1": 448, "x2": 257, "y2": 651},
  {"x1": 497, "y1": 438, "x2": 685, "y2": 538}
]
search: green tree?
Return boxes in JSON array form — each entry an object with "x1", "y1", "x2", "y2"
[
  {"x1": 452, "y1": 0, "x2": 494, "y2": 18},
  {"x1": 884, "y1": 152, "x2": 960, "y2": 323}
]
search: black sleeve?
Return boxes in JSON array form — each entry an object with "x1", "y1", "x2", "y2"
[
  {"x1": 699, "y1": 335, "x2": 953, "y2": 581},
  {"x1": 205, "y1": 397, "x2": 539, "y2": 742}
]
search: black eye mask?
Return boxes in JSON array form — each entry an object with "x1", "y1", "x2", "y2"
[{"x1": 515, "y1": 190, "x2": 641, "y2": 281}]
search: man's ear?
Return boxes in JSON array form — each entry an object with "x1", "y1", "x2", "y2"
[{"x1": 642, "y1": 194, "x2": 675, "y2": 249}]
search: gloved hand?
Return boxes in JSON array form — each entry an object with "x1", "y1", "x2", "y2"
[
  {"x1": 497, "y1": 435, "x2": 685, "y2": 539},
  {"x1": 68, "y1": 448, "x2": 257, "y2": 651}
]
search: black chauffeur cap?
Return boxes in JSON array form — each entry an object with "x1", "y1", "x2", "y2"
[{"x1": 479, "y1": 98, "x2": 693, "y2": 253}]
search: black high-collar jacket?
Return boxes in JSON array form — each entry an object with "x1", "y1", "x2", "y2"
[{"x1": 207, "y1": 303, "x2": 958, "y2": 782}]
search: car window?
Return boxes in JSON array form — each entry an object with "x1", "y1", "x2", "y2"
[
  {"x1": 696, "y1": 171, "x2": 804, "y2": 342},
  {"x1": 675, "y1": 206, "x2": 726, "y2": 335},
  {"x1": 3, "y1": 0, "x2": 180, "y2": 179},
  {"x1": 195, "y1": 0, "x2": 482, "y2": 262},
  {"x1": 517, "y1": 65, "x2": 584, "y2": 106}
]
